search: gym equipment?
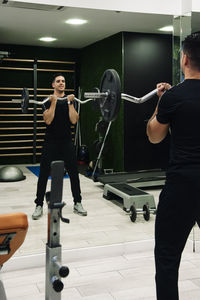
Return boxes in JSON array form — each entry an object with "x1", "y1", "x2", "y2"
[
  {"x1": 0, "y1": 212, "x2": 28, "y2": 300},
  {"x1": 98, "y1": 169, "x2": 166, "y2": 186},
  {"x1": 95, "y1": 119, "x2": 109, "y2": 136},
  {"x1": 12, "y1": 69, "x2": 158, "y2": 122},
  {"x1": 45, "y1": 160, "x2": 70, "y2": 300},
  {"x1": 101, "y1": 170, "x2": 165, "y2": 222},
  {"x1": 92, "y1": 120, "x2": 112, "y2": 181},
  {"x1": 0, "y1": 166, "x2": 26, "y2": 182},
  {"x1": 77, "y1": 144, "x2": 89, "y2": 163},
  {"x1": 103, "y1": 183, "x2": 156, "y2": 222},
  {"x1": 93, "y1": 139, "x2": 108, "y2": 155},
  {"x1": 0, "y1": 162, "x2": 69, "y2": 300},
  {"x1": 12, "y1": 88, "x2": 93, "y2": 114},
  {"x1": 74, "y1": 86, "x2": 82, "y2": 156}
]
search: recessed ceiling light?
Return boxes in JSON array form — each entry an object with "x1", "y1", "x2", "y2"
[
  {"x1": 159, "y1": 26, "x2": 173, "y2": 32},
  {"x1": 65, "y1": 18, "x2": 88, "y2": 25},
  {"x1": 39, "y1": 37, "x2": 57, "y2": 42}
]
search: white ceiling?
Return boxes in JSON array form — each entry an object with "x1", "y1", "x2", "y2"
[{"x1": 0, "y1": 2, "x2": 199, "y2": 49}]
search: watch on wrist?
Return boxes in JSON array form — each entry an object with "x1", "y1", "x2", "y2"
[{"x1": 67, "y1": 100, "x2": 73, "y2": 105}]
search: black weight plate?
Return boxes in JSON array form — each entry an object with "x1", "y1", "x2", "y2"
[
  {"x1": 143, "y1": 205, "x2": 150, "y2": 221},
  {"x1": 21, "y1": 87, "x2": 29, "y2": 113},
  {"x1": 130, "y1": 205, "x2": 137, "y2": 222},
  {"x1": 99, "y1": 69, "x2": 121, "y2": 122}
]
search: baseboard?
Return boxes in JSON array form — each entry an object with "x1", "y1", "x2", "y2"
[{"x1": 2, "y1": 238, "x2": 197, "y2": 273}]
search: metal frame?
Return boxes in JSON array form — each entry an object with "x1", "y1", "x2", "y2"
[{"x1": 45, "y1": 161, "x2": 70, "y2": 300}]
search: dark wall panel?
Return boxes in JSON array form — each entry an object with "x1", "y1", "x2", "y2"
[
  {"x1": 0, "y1": 44, "x2": 80, "y2": 91},
  {"x1": 80, "y1": 33, "x2": 124, "y2": 171},
  {"x1": 123, "y1": 32, "x2": 172, "y2": 171}
]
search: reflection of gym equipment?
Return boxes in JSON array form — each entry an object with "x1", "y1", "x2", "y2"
[
  {"x1": 0, "y1": 166, "x2": 26, "y2": 182},
  {"x1": 92, "y1": 120, "x2": 112, "y2": 181},
  {"x1": 89, "y1": 118, "x2": 110, "y2": 180},
  {"x1": 45, "y1": 160, "x2": 70, "y2": 300},
  {"x1": 12, "y1": 69, "x2": 158, "y2": 123},
  {"x1": 102, "y1": 170, "x2": 165, "y2": 222},
  {"x1": 0, "y1": 212, "x2": 29, "y2": 300},
  {"x1": 103, "y1": 183, "x2": 156, "y2": 222}
]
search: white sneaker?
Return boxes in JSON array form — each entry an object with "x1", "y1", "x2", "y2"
[
  {"x1": 32, "y1": 205, "x2": 43, "y2": 220},
  {"x1": 74, "y1": 203, "x2": 87, "y2": 216}
]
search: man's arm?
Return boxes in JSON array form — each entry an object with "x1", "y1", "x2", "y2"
[
  {"x1": 146, "y1": 82, "x2": 171, "y2": 144},
  {"x1": 43, "y1": 95, "x2": 57, "y2": 125},
  {"x1": 67, "y1": 94, "x2": 79, "y2": 124}
]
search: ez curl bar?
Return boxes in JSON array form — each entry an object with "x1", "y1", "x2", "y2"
[{"x1": 12, "y1": 69, "x2": 158, "y2": 122}]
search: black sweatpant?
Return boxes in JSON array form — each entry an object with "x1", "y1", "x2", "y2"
[
  {"x1": 155, "y1": 178, "x2": 200, "y2": 300},
  {"x1": 35, "y1": 140, "x2": 82, "y2": 206}
]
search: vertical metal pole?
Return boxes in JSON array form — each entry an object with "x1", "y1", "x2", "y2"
[{"x1": 33, "y1": 58, "x2": 37, "y2": 164}]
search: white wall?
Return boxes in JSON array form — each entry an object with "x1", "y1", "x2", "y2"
[
  {"x1": 11, "y1": 0, "x2": 180, "y2": 15},
  {"x1": 11, "y1": 0, "x2": 200, "y2": 14},
  {"x1": 192, "y1": 0, "x2": 200, "y2": 12}
]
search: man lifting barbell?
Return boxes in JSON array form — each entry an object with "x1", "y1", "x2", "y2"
[
  {"x1": 32, "y1": 72, "x2": 87, "y2": 220},
  {"x1": 147, "y1": 31, "x2": 200, "y2": 300}
]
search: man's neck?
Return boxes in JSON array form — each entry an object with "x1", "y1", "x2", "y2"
[
  {"x1": 184, "y1": 69, "x2": 200, "y2": 79},
  {"x1": 54, "y1": 90, "x2": 65, "y2": 97}
]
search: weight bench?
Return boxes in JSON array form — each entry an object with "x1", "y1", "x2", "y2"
[{"x1": 0, "y1": 212, "x2": 28, "y2": 300}]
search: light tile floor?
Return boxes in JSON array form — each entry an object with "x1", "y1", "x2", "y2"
[{"x1": 1, "y1": 165, "x2": 200, "y2": 299}]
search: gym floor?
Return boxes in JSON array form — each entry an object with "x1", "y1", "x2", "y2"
[{"x1": 1, "y1": 165, "x2": 200, "y2": 299}]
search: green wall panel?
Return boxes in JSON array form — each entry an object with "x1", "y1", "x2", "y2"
[{"x1": 79, "y1": 33, "x2": 124, "y2": 172}]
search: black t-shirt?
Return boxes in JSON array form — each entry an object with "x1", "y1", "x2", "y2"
[
  {"x1": 43, "y1": 97, "x2": 72, "y2": 142},
  {"x1": 156, "y1": 79, "x2": 200, "y2": 179}
]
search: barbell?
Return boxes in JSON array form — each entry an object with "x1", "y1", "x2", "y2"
[{"x1": 12, "y1": 69, "x2": 158, "y2": 122}]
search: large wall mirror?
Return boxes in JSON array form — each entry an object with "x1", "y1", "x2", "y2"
[{"x1": 1, "y1": 3, "x2": 198, "y2": 258}]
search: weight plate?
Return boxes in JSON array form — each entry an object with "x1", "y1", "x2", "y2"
[
  {"x1": 21, "y1": 87, "x2": 29, "y2": 113},
  {"x1": 143, "y1": 205, "x2": 150, "y2": 221},
  {"x1": 99, "y1": 69, "x2": 121, "y2": 122},
  {"x1": 130, "y1": 205, "x2": 137, "y2": 222}
]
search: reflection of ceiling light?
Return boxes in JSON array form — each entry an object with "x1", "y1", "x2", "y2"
[
  {"x1": 39, "y1": 37, "x2": 57, "y2": 42},
  {"x1": 65, "y1": 19, "x2": 88, "y2": 25},
  {"x1": 159, "y1": 25, "x2": 173, "y2": 32}
]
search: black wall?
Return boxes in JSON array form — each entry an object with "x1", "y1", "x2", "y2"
[
  {"x1": 123, "y1": 32, "x2": 172, "y2": 171},
  {"x1": 0, "y1": 44, "x2": 81, "y2": 92}
]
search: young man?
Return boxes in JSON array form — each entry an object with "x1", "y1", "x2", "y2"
[
  {"x1": 147, "y1": 31, "x2": 200, "y2": 300},
  {"x1": 32, "y1": 73, "x2": 87, "y2": 219}
]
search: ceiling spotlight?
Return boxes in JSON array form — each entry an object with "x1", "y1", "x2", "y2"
[
  {"x1": 158, "y1": 26, "x2": 173, "y2": 32},
  {"x1": 39, "y1": 37, "x2": 57, "y2": 42},
  {"x1": 65, "y1": 19, "x2": 88, "y2": 25}
]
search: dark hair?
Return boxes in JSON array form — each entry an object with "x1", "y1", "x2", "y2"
[
  {"x1": 51, "y1": 72, "x2": 65, "y2": 83},
  {"x1": 182, "y1": 31, "x2": 200, "y2": 71}
]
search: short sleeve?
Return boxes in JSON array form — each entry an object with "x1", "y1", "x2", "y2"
[{"x1": 156, "y1": 91, "x2": 177, "y2": 124}]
